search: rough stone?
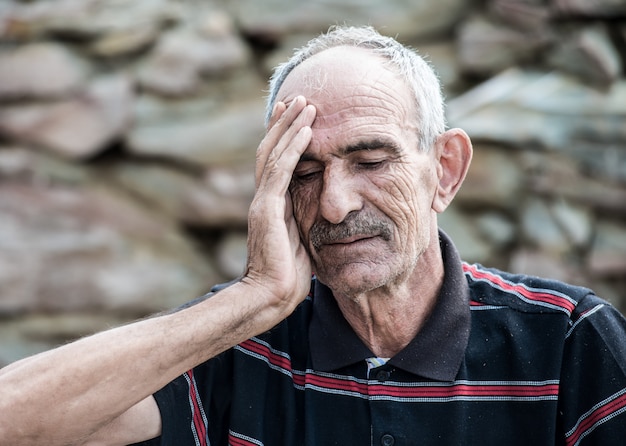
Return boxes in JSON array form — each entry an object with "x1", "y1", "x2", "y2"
[
  {"x1": 551, "y1": 199, "x2": 594, "y2": 248},
  {"x1": 521, "y1": 198, "x2": 571, "y2": 254},
  {"x1": 588, "y1": 220, "x2": 626, "y2": 277},
  {"x1": 439, "y1": 205, "x2": 495, "y2": 264},
  {"x1": 457, "y1": 15, "x2": 549, "y2": 75},
  {"x1": 104, "y1": 161, "x2": 254, "y2": 227},
  {"x1": 103, "y1": 161, "x2": 209, "y2": 220},
  {"x1": 0, "y1": 43, "x2": 88, "y2": 99},
  {"x1": 0, "y1": 0, "x2": 183, "y2": 41},
  {"x1": 0, "y1": 75, "x2": 134, "y2": 159},
  {"x1": 0, "y1": 145, "x2": 90, "y2": 184},
  {"x1": 547, "y1": 24, "x2": 622, "y2": 87},
  {"x1": 448, "y1": 69, "x2": 626, "y2": 152},
  {"x1": 474, "y1": 212, "x2": 517, "y2": 248},
  {"x1": 215, "y1": 231, "x2": 248, "y2": 278},
  {"x1": 189, "y1": 165, "x2": 255, "y2": 225},
  {"x1": 454, "y1": 144, "x2": 523, "y2": 210},
  {"x1": 228, "y1": 0, "x2": 468, "y2": 39},
  {"x1": 137, "y1": 23, "x2": 251, "y2": 97},
  {"x1": 525, "y1": 151, "x2": 626, "y2": 216},
  {"x1": 0, "y1": 181, "x2": 219, "y2": 315},
  {"x1": 88, "y1": 25, "x2": 161, "y2": 58},
  {"x1": 551, "y1": 0, "x2": 626, "y2": 17},
  {"x1": 487, "y1": 0, "x2": 552, "y2": 32},
  {"x1": 509, "y1": 248, "x2": 579, "y2": 284},
  {"x1": 132, "y1": 93, "x2": 221, "y2": 125},
  {"x1": 127, "y1": 99, "x2": 266, "y2": 166}
]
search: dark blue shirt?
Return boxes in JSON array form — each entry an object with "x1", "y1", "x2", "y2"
[{"x1": 145, "y1": 231, "x2": 626, "y2": 445}]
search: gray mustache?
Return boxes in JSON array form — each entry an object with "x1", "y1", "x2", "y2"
[{"x1": 309, "y1": 213, "x2": 393, "y2": 249}]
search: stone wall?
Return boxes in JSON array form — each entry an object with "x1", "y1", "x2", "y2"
[{"x1": 0, "y1": 0, "x2": 625, "y2": 365}]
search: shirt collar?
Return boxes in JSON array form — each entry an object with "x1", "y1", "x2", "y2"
[{"x1": 309, "y1": 230, "x2": 471, "y2": 381}]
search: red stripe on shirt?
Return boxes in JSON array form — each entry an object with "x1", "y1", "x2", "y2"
[
  {"x1": 463, "y1": 264, "x2": 576, "y2": 313},
  {"x1": 566, "y1": 391, "x2": 626, "y2": 446},
  {"x1": 239, "y1": 338, "x2": 559, "y2": 400},
  {"x1": 229, "y1": 432, "x2": 259, "y2": 446},
  {"x1": 306, "y1": 373, "x2": 558, "y2": 399},
  {"x1": 366, "y1": 383, "x2": 559, "y2": 399},
  {"x1": 305, "y1": 372, "x2": 368, "y2": 394},
  {"x1": 240, "y1": 339, "x2": 293, "y2": 371},
  {"x1": 186, "y1": 369, "x2": 207, "y2": 446},
  {"x1": 239, "y1": 339, "x2": 306, "y2": 386}
]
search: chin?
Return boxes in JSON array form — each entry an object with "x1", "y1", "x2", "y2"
[{"x1": 315, "y1": 261, "x2": 395, "y2": 296}]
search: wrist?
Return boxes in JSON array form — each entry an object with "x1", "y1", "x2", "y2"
[{"x1": 235, "y1": 276, "x2": 304, "y2": 322}]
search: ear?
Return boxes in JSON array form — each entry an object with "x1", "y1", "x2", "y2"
[{"x1": 432, "y1": 128, "x2": 473, "y2": 214}]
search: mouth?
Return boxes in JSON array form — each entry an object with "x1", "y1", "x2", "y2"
[
  {"x1": 309, "y1": 212, "x2": 393, "y2": 251},
  {"x1": 317, "y1": 234, "x2": 382, "y2": 252},
  {"x1": 324, "y1": 234, "x2": 377, "y2": 245}
]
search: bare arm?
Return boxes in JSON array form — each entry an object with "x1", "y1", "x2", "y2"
[
  {"x1": 81, "y1": 396, "x2": 161, "y2": 446},
  {"x1": 0, "y1": 96, "x2": 316, "y2": 446}
]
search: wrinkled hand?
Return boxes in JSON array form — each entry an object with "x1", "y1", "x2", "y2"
[{"x1": 243, "y1": 96, "x2": 316, "y2": 314}]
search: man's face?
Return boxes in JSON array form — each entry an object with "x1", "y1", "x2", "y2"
[{"x1": 278, "y1": 47, "x2": 441, "y2": 296}]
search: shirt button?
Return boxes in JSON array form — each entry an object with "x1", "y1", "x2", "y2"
[
  {"x1": 375, "y1": 369, "x2": 391, "y2": 382},
  {"x1": 381, "y1": 434, "x2": 395, "y2": 446}
]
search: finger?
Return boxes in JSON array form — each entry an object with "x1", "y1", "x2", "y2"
[
  {"x1": 260, "y1": 124, "x2": 313, "y2": 198},
  {"x1": 256, "y1": 101, "x2": 286, "y2": 188},
  {"x1": 268, "y1": 101, "x2": 287, "y2": 130},
  {"x1": 256, "y1": 98, "x2": 304, "y2": 188},
  {"x1": 256, "y1": 98, "x2": 316, "y2": 188},
  {"x1": 264, "y1": 104, "x2": 315, "y2": 169}
]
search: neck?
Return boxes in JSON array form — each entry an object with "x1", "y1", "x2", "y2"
[{"x1": 333, "y1": 241, "x2": 445, "y2": 358}]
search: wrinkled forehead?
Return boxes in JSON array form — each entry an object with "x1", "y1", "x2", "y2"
[
  {"x1": 276, "y1": 47, "x2": 414, "y2": 127},
  {"x1": 277, "y1": 47, "x2": 403, "y2": 105},
  {"x1": 276, "y1": 47, "x2": 419, "y2": 156}
]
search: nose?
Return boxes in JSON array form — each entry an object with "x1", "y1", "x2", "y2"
[{"x1": 319, "y1": 170, "x2": 362, "y2": 224}]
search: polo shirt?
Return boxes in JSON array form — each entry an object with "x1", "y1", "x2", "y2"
[{"x1": 142, "y1": 231, "x2": 626, "y2": 446}]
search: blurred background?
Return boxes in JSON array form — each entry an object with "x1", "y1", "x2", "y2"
[{"x1": 0, "y1": 0, "x2": 625, "y2": 366}]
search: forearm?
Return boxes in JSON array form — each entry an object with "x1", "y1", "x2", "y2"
[
  {"x1": 0, "y1": 95, "x2": 315, "y2": 445},
  {"x1": 0, "y1": 281, "x2": 296, "y2": 445}
]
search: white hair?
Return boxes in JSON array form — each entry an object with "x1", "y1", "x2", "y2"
[{"x1": 265, "y1": 25, "x2": 446, "y2": 151}]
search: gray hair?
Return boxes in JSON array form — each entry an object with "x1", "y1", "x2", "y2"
[{"x1": 265, "y1": 25, "x2": 446, "y2": 151}]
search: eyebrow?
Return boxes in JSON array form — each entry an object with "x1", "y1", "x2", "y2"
[
  {"x1": 298, "y1": 138, "x2": 402, "y2": 162},
  {"x1": 341, "y1": 138, "x2": 402, "y2": 156}
]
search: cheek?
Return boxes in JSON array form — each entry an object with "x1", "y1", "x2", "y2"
[
  {"x1": 370, "y1": 165, "x2": 437, "y2": 237},
  {"x1": 374, "y1": 168, "x2": 426, "y2": 215},
  {"x1": 289, "y1": 182, "x2": 320, "y2": 237}
]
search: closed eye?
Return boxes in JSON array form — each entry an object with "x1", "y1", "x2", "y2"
[
  {"x1": 294, "y1": 171, "x2": 321, "y2": 181},
  {"x1": 347, "y1": 145, "x2": 396, "y2": 171},
  {"x1": 357, "y1": 160, "x2": 385, "y2": 170},
  {"x1": 293, "y1": 162, "x2": 323, "y2": 182}
]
